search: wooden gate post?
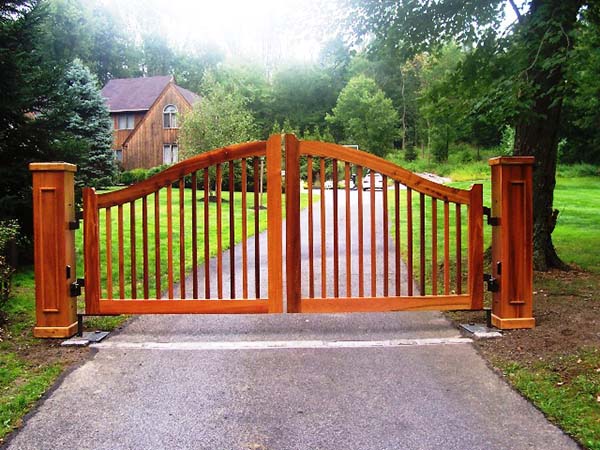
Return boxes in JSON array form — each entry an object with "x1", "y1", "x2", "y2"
[
  {"x1": 30, "y1": 163, "x2": 78, "y2": 338},
  {"x1": 489, "y1": 156, "x2": 535, "y2": 329}
]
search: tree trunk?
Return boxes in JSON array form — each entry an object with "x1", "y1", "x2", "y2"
[{"x1": 513, "y1": 0, "x2": 582, "y2": 271}]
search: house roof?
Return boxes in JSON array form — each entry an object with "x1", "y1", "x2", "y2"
[{"x1": 101, "y1": 76, "x2": 199, "y2": 112}]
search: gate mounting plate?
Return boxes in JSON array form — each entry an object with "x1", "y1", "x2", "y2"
[{"x1": 483, "y1": 206, "x2": 499, "y2": 226}]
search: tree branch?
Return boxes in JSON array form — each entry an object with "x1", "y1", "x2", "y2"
[{"x1": 508, "y1": 0, "x2": 523, "y2": 24}]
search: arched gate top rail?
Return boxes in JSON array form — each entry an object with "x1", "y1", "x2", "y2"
[
  {"x1": 97, "y1": 140, "x2": 267, "y2": 208},
  {"x1": 298, "y1": 140, "x2": 471, "y2": 204}
]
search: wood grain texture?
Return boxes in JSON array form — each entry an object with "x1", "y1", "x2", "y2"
[
  {"x1": 266, "y1": 134, "x2": 284, "y2": 313},
  {"x1": 299, "y1": 295, "x2": 472, "y2": 313},
  {"x1": 118, "y1": 83, "x2": 193, "y2": 170},
  {"x1": 285, "y1": 134, "x2": 301, "y2": 312},
  {"x1": 468, "y1": 184, "x2": 484, "y2": 309},
  {"x1": 83, "y1": 188, "x2": 101, "y2": 314},
  {"x1": 98, "y1": 300, "x2": 269, "y2": 315}
]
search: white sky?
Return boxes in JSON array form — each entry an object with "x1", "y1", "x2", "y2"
[
  {"x1": 100, "y1": 0, "x2": 337, "y2": 65},
  {"x1": 99, "y1": 0, "x2": 525, "y2": 66}
]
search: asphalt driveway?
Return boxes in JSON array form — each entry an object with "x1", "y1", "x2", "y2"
[{"x1": 3, "y1": 190, "x2": 580, "y2": 450}]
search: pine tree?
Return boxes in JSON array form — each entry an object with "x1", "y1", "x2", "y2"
[{"x1": 43, "y1": 58, "x2": 116, "y2": 188}]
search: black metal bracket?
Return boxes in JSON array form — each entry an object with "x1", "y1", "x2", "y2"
[
  {"x1": 483, "y1": 206, "x2": 499, "y2": 226},
  {"x1": 483, "y1": 274, "x2": 499, "y2": 292},
  {"x1": 68, "y1": 219, "x2": 80, "y2": 230},
  {"x1": 70, "y1": 278, "x2": 84, "y2": 297}
]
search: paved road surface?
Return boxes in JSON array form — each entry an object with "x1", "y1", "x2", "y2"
[{"x1": 3, "y1": 190, "x2": 579, "y2": 450}]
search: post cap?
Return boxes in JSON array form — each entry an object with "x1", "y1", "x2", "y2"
[
  {"x1": 29, "y1": 162, "x2": 77, "y2": 172},
  {"x1": 488, "y1": 156, "x2": 535, "y2": 167}
]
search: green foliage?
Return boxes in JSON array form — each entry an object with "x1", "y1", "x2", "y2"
[
  {"x1": 0, "y1": 220, "x2": 19, "y2": 306},
  {"x1": 326, "y1": 75, "x2": 398, "y2": 156},
  {"x1": 404, "y1": 146, "x2": 417, "y2": 162},
  {"x1": 180, "y1": 72, "x2": 258, "y2": 157},
  {"x1": 498, "y1": 125, "x2": 515, "y2": 156},
  {"x1": 118, "y1": 165, "x2": 169, "y2": 185},
  {"x1": 42, "y1": 58, "x2": 116, "y2": 189}
]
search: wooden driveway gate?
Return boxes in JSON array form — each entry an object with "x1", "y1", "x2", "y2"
[{"x1": 29, "y1": 135, "x2": 535, "y2": 338}]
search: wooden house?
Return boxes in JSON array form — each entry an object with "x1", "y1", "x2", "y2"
[{"x1": 101, "y1": 75, "x2": 200, "y2": 170}]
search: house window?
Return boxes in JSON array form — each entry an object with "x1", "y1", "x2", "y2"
[
  {"x1": 114, "y1": 149, "x2": 123, "y2": 162},
  {"x1": 163, "y1": 144, "x2": 179, "y2": 165},
  {"x1": 117, "y1": 113, "x2": 135, "y2": 130},
  {"x1": 163, "y1": 105, "x2": 178, "y2": 128}
]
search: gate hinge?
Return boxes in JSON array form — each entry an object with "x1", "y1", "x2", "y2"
[
  {"x1": 483, "y1": 274, "x2": 499, "y2": 292},
  {"x1": 70, "y1": 278, "x2": 84, "y2": 297},
  {"x1": 483, "y1": 206, "x2": 499, "y2": 226},
  {"x1": 68, "y1": 219, "x2": 80, "y2": 230}
]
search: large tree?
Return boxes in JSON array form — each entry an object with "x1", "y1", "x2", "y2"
[
  {"x1": 345, "y1": 0, "x2": 594, "y2": 270},
  {"x1": 41, "y1": 58, "x2": 116, "y2": 188},
  {"x1": 326, "y1": 74, "x2": 398, "y2": 157},
  {"x1": 179, "y1": 72, "x2": 258, "y2": 155}
]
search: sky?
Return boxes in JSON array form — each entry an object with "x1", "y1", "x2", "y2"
[
  {"x1": 100, "y1": 0, "x2": 338, "y2": 64},
  {"x1": 99, "y1": 0, "x2": 525, "y2": 67}
]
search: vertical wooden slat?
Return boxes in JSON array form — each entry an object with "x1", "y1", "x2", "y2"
[
  {"x1": 444, "y1": 200, "x2": 450, "y2": 295},
  {"x1": 332, "y1": 159, "x2": 339, "y2": 297},
  {"x1": 382, "y1": 175, "x2": 389, "y2": 297},
  {"x1": 344, "y1": 162, "x2": 351, "y2": 297},
  {"x1": 406, "y1": 188, "x2": 413, "y2": 296},
  {"x1": 118, "y1": 205, "x2": 124, "y2": 299},
  {"x1": 456, "y1": 203, "x2": 462, "y2": 295},
  {"x1": 83, "y1": 188, "x2": 100, "y2": 314},
  {"x1": 142, "y1": 195, "x2": 149, "y2": 299},
  {"x1": 307, "y1": 156, "x2": 315, "y2": 298},
  {"x1": 357, "y1": 166, "x2": 364, "y2": 297},
  {"x1": 179, "y1": 180, "x2": 185, "y2": 299},
  {"x1": 370, "y1": 171, "x2": 376, "y2": 297},
  {"x1": 253, "y1": 157, "x2": 260, "y2": 298},
  {"x1": 241, "y1": 159, "x2": 248, "y2": 299},
  {"x1": 468, "y1": 184, "x2": 484, "y2": 309},
  {"x1": 229, "y1": 160, "x2": 236, "y2": 298},
  {"x1": 419, "y1": 193, "x2": 426, "y2": 296},
  {"x1": 431, "y1": 198, "x2": 438, "y2": 296},
  {"x1": 285, "y1": 134, "x2": 301, "y2": 312},
  {"x1": 266, "y1": 134, "x2": 283, "y2": 312},
  {"x1": 154, "y1": 191, "x2": 161, "y2": 298},
  {"x1": 105, "y1": 207, "x2": 112, "y2": 299},
  {"x1": 166, "y1": 186, "x2": 173, "y2": 299},
  {"x1": 319, "y1": 157, "x2": 327, "y2": 298},
  {"x1": 191, "y1": 172, "x2": 198, "y2": 299},
  {"x1": 130, "y1": 200, "x2": 137, "y2": 299},
  {"x1": 216, "y1": 163, "x2": 223, "y2": 299},
  {"x1": 203, "y1": 168, "x2": 211, "y2": 298},
  {"x1": 394, "y1": 182, "x2": 401, "y2": 296}
]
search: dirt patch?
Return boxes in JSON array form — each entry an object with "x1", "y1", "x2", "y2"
[{"x1": 449, "y1": 269, "x2": 600, "y2": 367}]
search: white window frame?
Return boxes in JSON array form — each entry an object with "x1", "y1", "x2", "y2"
[
  {"x1": 163, "y1": 104, "x2": 178, "y2": 129},
  {"x1": 163, "y1": 144, "x2": 179, "y2": 165}
]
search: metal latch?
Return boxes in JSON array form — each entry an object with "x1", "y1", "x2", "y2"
[
  {"x1": 483, "y1": 274, "x2": 499, "y2": 292},
  {"x1": 70, "y1": 278, "x2": 84, "y2": 297},
  {"x1": 483, "y1": 207, "x2": 499, "y2": 226}
]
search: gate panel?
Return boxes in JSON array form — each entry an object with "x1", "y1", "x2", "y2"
[
  {"x1": 288, "y1": 138, "x2": 483, "y2": 313},
  {"x1": 83, "y1": 139, "x2": 282, "y2": 315}
]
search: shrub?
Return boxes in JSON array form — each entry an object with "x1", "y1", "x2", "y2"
[
  {"x1": 0, "y1": 220, "x2": 19, "y2": 307},
  {"x1": 404, "y1": 146, "x2": 418, "y2": 162},
  {"x1": 119, "y1": 168, "x2": 150, "y2": 185}
]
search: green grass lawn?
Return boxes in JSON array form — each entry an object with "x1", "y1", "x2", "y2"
[{"x1": 0, "y1": 271, "x2": 69, "y2": 442}]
